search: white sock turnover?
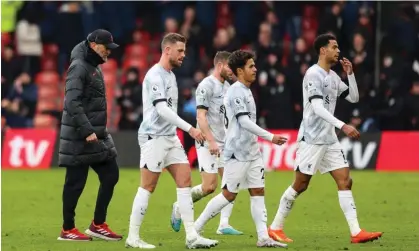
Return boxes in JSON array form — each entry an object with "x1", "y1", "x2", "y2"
[
  {"x1": 191, "y1": 184, "x2": 205, "y2": 202},
  {"x1": 195, "y1": 193, "x2": 230, "y2": 232},
  {"x1": 271, "y1": 186, "x2": 298, "y2": 230},
  {"x1": 219, "y1": 201, "x2": 234, "y2": 228},
  {"x1": 128, "y1": 187, "x2": 151, "y2": 240},
  {"x1": 338, "y1": 190, "x2": 361, "y2": 236},
  {"x1": 177, "y1": 187, "x2": 198, "y2": 239},
  {"x1": 250, "y1": 196, "x2": 269, "y2": 240}
]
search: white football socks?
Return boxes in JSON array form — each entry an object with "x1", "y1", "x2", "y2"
[
  {"x1": 191, "y1": 184, "x2": 205, "y2": 202},
  {"x1": 271, "y1": 186, "x2": 298, "y2": 230},
  {"x1": 250, "y1": 196, "x2": 269, "y2": 240},
  {"x1": 195, "y1": 193, "x2": 230, "y2": 232},
  {"x1": 338, "y1": 190, "x2": 361, "y2": 236},
  {"x1": 128, "y1": 187, "x2": 150, "y2": 240},
  {"x1": 177, "y1": 187, "x2": 199, "y2": 239},
  {"x1": 219, "y1": 201, "x2": 234, "y2": 228}
]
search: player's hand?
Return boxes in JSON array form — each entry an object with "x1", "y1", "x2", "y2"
[
  {"x1": 86, "y1": 133, "x2": 98, "y2": 142},
  {"x1": 208, "y1": 140, "x2": 220, "y2": 156},
  {"x1": 340, "y1": 57, "x2": 353, "y2": 75},
  {"x1": 342, "y1": 124, "x2": 360, "y2": 140},
  {"x1": 271, "y1": 134, "x2": 288, "y2": 145},
  {"x1": 189, "y1": 127, "x2": 205, "y2": 144}
]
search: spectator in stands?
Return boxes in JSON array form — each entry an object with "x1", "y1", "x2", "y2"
[
  {"x1": 347, "y1": 32, "x2": 373, "y2": 96},
  {"x1": 56, "y1": 2, "x2": 85, "y2": 75},
  {"x1": 253, "y1": 22, "x2": 282, "y2": 67},
  {"x1": 404, "y1": 77, "x2": 419, "y2": 130},
  {"x1": 15, "y1": 9, "x2": 43, "y2": 78},
  {"x1": 164, "y1": 17, "x2": 179, "y2": 34},
  {"x1": 1, "y1": 72, "x2": 38, "y2": 128},
  {"x1": 116, "y1": 67, "x2": 143, "y2": 130},
  {"x1": 207, "y1": 28, "x2": 238, "y2": 61},
  {"x1": 319, "y1": 2, "x2": 343, "y2": 41},
  {"x1": 1, "y1": 45, "x2": 23, "y2": 100},
  {"x1": 1, "y1": 1, "x2": 24, "y2": 34},
  {"x1": 259, "y1": 70, "x2": 295, "y2": 129},
  {"x1": 348, "y1": 108, "x2": 379, "y2": 133}
]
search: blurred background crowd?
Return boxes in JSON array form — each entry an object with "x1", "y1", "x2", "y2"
[{"x1": 2, "y1": 1, "x2": 419, "y2": 133}]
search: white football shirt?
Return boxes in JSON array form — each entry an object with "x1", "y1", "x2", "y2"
[
  {"x1": 223, "y1": 81, "x2": 261, "y2": 161},
  {"x1": 138, "y1": 64, "x2": 179, "y2": 136},
  {"x1": 297, "y1": 64, "x2": 349, "y2": 145},
  {"x1": 195, "y1": 75, "x2": 230, "y2": 148}
]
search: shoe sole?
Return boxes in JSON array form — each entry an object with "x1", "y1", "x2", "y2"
[
  {"x1": 216, "y1": 230, "x2": 243, "y2": 235},
  {"x1": 268, "y1": 236, "x2": 293, "y2": 243},
  {"x1": 186, "y1": 243, "x2": 218, "y2": 249},
  {"x1": 85, "y1": 229, "x2": 122, "y2": 241},
  {"x1": 57, "y1": 237, "x2": 91, "y2": 241},
  {"x1": 256, "y1": 243, "x2": 288, "y2": 248},
  {"x1": 351, "y1": 235, "x2": 382, "y2": 244},
  {"x1": 125, "y1": 242, "x2": 156, "y2": 249},
  {"x1": 171, "y1": 204, "x2": 182, "y2": 232}
]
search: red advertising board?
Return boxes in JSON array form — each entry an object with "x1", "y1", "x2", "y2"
[
  {"x1": 1, "y1": 129, "x2": 57, "y2": 169},
  {"x1": 180, "y1": 129, "x2": 419, "y2": 172},
  {"x1": 376, "y1": 132, "x2": 419, "y2": 171}
]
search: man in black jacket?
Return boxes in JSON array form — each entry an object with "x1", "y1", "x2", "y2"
[{"x1": 57, "y1": 29, "x2": 122, "y2": 242}]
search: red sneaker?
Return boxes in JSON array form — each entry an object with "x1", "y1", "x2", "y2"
[
  {"x1": 85, "y1": 221, "x2": 123, "y2": 241},
  {"x1": 351, "y1": 229, "x2": 383, "y2": 243},
  {"x1": 58, "y1": 228, "x2": 92, "y2": 241}
]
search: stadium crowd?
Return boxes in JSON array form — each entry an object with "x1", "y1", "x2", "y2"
[{"x1": 2, "y1": 1, "x2": 419, "y2": 132}]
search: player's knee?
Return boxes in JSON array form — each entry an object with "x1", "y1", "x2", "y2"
[
  {"x1": 222, "y1": 188, "x2": 237, "y2": 202},
  {"x1": 249, "y1": 187, "x2": 264, "y2": 196},
  {"x1": 293, "y1": 181, "x2": 309, "y2": 194},
  {"x1": 337, "y1": 177, "x2": 352, "y2": 190},
  {"x1": 176, "y1": 175, "x2": 192, "y2": 188},
  {"x1": 141, "y1": 184, "x2": 157, "y2": 193}
]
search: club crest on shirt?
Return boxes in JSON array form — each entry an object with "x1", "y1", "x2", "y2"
[
  {"x1": 234, "y1": 97, "x2": 242, "y2": 106},
  {"x1": 199, "y1": 88, "x2": 206, "y2": 95},
  {"x1": 152, "y1": 85, "x2": 159, "y2": 93}
]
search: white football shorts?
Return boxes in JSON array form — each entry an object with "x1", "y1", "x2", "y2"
[
  {"x1": 138, "y1": 135, "x2": 189, "y2": 172},
  {"x1": 294, "y1": 141, "x2": 348, "y2": 175},
  {"x1": 221, "y1": 157, "x2": 265, "y2": 193},
  {"x1": 196, "y1": 145, "x2": 225, "y2": 174}
]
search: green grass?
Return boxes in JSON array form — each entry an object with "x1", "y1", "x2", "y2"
[{"x1": 2, "y1": 169, "x2": 419, "y2": 251}]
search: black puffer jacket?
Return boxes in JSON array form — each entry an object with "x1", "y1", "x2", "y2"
[{"x1": 58, "y1": 41, "x2": 117, "y2": 167}]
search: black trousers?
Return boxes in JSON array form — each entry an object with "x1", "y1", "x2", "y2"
[{"x1": 62, "y1": 158, "x2": 119, "y2": 230}]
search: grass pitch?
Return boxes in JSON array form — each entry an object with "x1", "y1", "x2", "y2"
[{"x1": 2, "y1": 168, "x2": 419, "y2": 251}]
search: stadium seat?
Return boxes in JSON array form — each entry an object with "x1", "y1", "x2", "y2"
[
  {"x1": 1, "y1": 32, "x2": 11, "y2": 46},
  {"x1": 38, "y1": 85, "x2": 60, "y2": 100},
  {"x1": 34, "y1": 114, "x2": 56, "y2": 128},
  {"x1": 103, "y1": 71, "x2": 117, "y2": 87},
  {"x1": 37, "y1": 100, "x2": 58, "y2": 113},
  {"x1": 43, "y1": 44, "x2": 59, "y2": 57},
  {"x1": 125, "y1": 44, "x2": 149, "y2": 59},
  {"x1": 41, "y1": 58, "x2": 57, "y2": 71},
  {"x1": 122, "y1": 58, "x2": 148, "y2": 73},
  {"x1": 35, "y1": 71, "x2": 60, "y2": 86},
  {"x1": 101, "y1": 58, "x2": 118, "y2": 73}
]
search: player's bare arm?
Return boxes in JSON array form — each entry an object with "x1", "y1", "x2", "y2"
[{"x1": 197, "y1": 109, "x2": 219, "y2": 155}]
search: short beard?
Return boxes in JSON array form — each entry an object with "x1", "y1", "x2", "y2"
[{"x1": 169, "y1": 58, "x2": 181, "y2": 68}]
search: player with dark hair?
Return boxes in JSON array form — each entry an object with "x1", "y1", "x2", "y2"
[
  {"x1": 171, "y1": 51, "x2": 243, "y2": 235},
  {"x1": 125, "y1": 33, "x2": 217, "y2": 249},
  {"x1": 268, "y1": 33, "x2": 383, "y2": 244},
  {"x1": 194, "y1": 50, "x2": 288, "y2": 248}
]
